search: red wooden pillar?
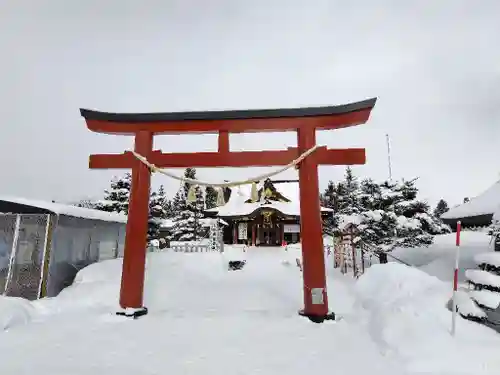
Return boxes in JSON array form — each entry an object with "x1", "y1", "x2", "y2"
[
  {"x1": 297, "y1": 127, "x2": 329, "y2": 319},
  {"x1": 252, "y1": 224, "x2": 256, "y2": 246},
  {"x1": 119, "y1": 131, "x2": 153, "y2": 311},
  {"x1": 233, "y1": 223, "x2": 238, "y2": 244}
]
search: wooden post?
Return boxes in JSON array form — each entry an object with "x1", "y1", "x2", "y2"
[
  {"x1": 297, "y1": 127, "x2": 329, "y2": 320},
  {"x1": 119, "y1": 131, "x2": 153, "y2": 314}
]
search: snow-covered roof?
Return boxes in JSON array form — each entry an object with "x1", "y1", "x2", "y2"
[
  {"x1": 160, "y1": 217, "x2": 228, "y2": 228},
  {"x1": 205, "y1": 181, "x2": 333, "y2": 217},
  {"x1": 441, "y1": 180, "x2": 500, "y2": 220},
  {"x1": 0, "y1": 196, "x2": 127, "y2": 223}
]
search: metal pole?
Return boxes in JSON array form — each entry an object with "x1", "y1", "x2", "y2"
[
  {"x1": 37, "y1": 214, "x2": 52, "y2": 299},
  {"x1": 4, "y1": 214, "x2": 21, "y2": 295},
  {"x1": 386, "y1": 133, "x2": 393, "y2": 181}
]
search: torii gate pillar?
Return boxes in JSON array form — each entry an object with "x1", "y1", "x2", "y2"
[{"x1": 81, "y1": 98, "x2": 377, "y2": 322}]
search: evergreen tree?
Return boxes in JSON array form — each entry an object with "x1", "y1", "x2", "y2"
[
  {"x1": 148, "y1": 186, "x2": 169, "y2": 242},
  {"x1": 433, "y1": 199, "x2": 449, "y2": 218},
  {"x1": 163, "y1": 198, "x2": 175, "y2": 218},
  {"x1": 170, "y1": 168, "x2": 205, "y2": 241},
  {"x1": 341, "y1": 167, "x2": 361, "y2": 215},
  {"x1": 192, "y1": 185, "x2": 205, "y2": 241},
  {"x1": 95, "y1": 173, "x2": 132, "y2": 214},
  {"x1": 340, "y1": 176, "x2": 450, "y2": 251},
  {"x1": 320, "y1": 181, "x2": 337, "y2": 230},
  {"x1": 205, "y1": 186, "x2": 218, "y2": 209},
  {"x1": 76, "y1": 199, "x2": 97, "y2": 209}
]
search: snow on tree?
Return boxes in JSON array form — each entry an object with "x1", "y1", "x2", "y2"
[
  {"x1": 94, "y1": 173, "x2": 132, "y2": 214},
  {"x1": 75, "y1": 199, "x2": 98, "y2": 209},
  {"x1": 205, "y1": 186, "x2": 218, "y2": 209},
  {"x1": 337, "y1": 174, "x2": 450, "y2": 251},
  {"x1": 339, "y1": 167, "x2": 362, "y2": 215},
  {"x1": 460, "y1": 253, "x2": 500, "y2": 324},
  {"x1": 163, "y1": 198, "x2": 175, "y2": 218},
  {"x1": 148, "y1": 186, "x2": 169, "y2": 242},
  {"x1": 170, "y1": 168, "x2": 205, "y2": 241},
  {"x1": 433, "y1": 199, "x2": 449, "y2": 218},
  {"x1": 320, "y1": 180, "x2": 337, "y2": 231}
]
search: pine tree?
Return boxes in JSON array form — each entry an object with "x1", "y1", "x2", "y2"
[
  {"x1": 341, "y1": 167, "x2": 361, "y2": 215},
  {"x1": 340, "y1": 177, "x2": 450, "y2": 251},
  {"x1": 148, "y1": 187, "x2": 169, "y2": 242},
  {"x1": 76, "y1": 199, "x2": 97, "y2": 209},
  {"x1": 163, "y1": 198, "x2": 175, "y2": 218},
  {"x1": 95, "y1": 173, "x2": 132, "y2": 214},
  {"x1": 170, "y1": 168, "x2": 205, "y2": 241},
  {"x1": 192, "y1": 185, "x2": 205, "y2": 241},
  {"x1": 433, "y1": 199, "x2": 449, "y2": 218},
  {"x1": 205, "y1": 186, "x2": 218, "y2": 209},
  {"x1": 320, "y1": 181, "x2": 337, "y2": 230}
]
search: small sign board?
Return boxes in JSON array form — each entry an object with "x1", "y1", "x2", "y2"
[{"x1": 311, "y1": 288, "x2": 324, "y2": 305}]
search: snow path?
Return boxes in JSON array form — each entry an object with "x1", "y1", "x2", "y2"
[{"x1": 0, "y1": 249, "x2": 408, "y2": 375}]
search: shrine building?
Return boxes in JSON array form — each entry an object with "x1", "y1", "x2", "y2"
[{"x1": 204, "y1": 178, "x2": 333, "y2": 246}]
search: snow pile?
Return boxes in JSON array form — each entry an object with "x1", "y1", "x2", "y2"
[
  {"x1": 475, "y1": 252, "x2": 500, "y2": 268},
  {"x1": 454, "y1": 290, "x2": 487, "y2": 319},
  {"x1": 356, "y1": 263, "x2": 500, "y2": 373},
  {"x1": 0, "y1": 296, "x2": 35, "y2": 330},
  {"x1": 466, "y1": 269, "x2": 500, "y2": 289},
  {"x1": 392, "y1": 232, "x2": 492, "y2": 283},
  {"x1": 469, "y1": 290, "x2": 500, "y2": 310},
  {"x1": 34, "y1": 258, "x2": 124, "y2": 315}
]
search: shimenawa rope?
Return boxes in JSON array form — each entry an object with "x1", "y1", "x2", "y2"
[{"x1": 130, "y1": 144, "x2": 321, "y2": 188}]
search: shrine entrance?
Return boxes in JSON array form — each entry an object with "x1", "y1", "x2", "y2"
[
  {"x1": 256, "y1": 209, "x2": 282, "y2": 246},
  {"x1": 80, "y1": 97, "x2": 376, "y2": 323}
]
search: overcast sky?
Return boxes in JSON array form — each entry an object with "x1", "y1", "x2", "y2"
[{"x1": 1, "y1": 0, "x2": 499, "y2": 208}]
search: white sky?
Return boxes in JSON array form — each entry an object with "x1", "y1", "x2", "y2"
[{"x1": 1, "y1": 0, "x2": 499, "y2": 208}]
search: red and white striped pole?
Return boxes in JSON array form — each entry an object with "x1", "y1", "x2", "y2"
[{"x1": 451, "y1": 221, "x2": 462, "y2": 336}]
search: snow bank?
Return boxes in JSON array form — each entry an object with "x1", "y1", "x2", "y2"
[
  {"x1": 34, "y1": 258, "x2": 124, "y2": 315},
  {"x1": 455, "y1": 290, "x2": 487, "y2": 318},
  {"x1": 356, "y1": 263, "x2": 500, "y2": 373},
  {"x1": 470, "y1": 290, "x2": 500, "y2": 309},
  {"x1": 0, "y1": 296, "x2": 35, "y2": 330},
  {"x1": 475, "y1": 252, "x2": 500, "y2": 268},
  {"x1": 392, "y1": 232, "x2": 492, "y2": 283},
  {"x1": 466, "y1": 269, "x2": 500, "y2": 288}
]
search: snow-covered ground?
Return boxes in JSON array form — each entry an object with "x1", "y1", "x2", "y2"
[
  {"x1": 1, "y1": 244, "x2": 500, "y2": 374},
  {"x1": 392, "y1": 231, "x2": 494, "y2": 283}
]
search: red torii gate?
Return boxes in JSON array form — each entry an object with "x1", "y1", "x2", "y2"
[{"x1": 80, "y1": 98, "x2": 376, "y2": 322}]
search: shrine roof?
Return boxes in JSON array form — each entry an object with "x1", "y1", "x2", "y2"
[
  {"x1": 205, "y1": 181, "x2": 333, "y2": 217},
  {"x1": 80, "y1": 98, "x2": 376, "y2": 123}
]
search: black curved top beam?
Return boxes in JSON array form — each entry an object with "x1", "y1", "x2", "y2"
[{"x1": 80, "y1": 98, "x2": 377, "y2": 123}]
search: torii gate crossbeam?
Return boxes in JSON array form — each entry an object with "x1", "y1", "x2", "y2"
[{"x1": 80, "y1": 98, "x2": 377, "y2": 323}]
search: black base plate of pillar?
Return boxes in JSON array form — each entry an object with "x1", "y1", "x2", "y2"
[
  {"x1": 298, "y1": 309, "x2": 336, "y2": 323},
  {"x1": 116, "y1": 307, "x2": 149, "y2": 319}
]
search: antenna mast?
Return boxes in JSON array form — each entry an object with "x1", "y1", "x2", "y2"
[{"x1": 386, "y1": 133, "x2": 393, "y2": 181}]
